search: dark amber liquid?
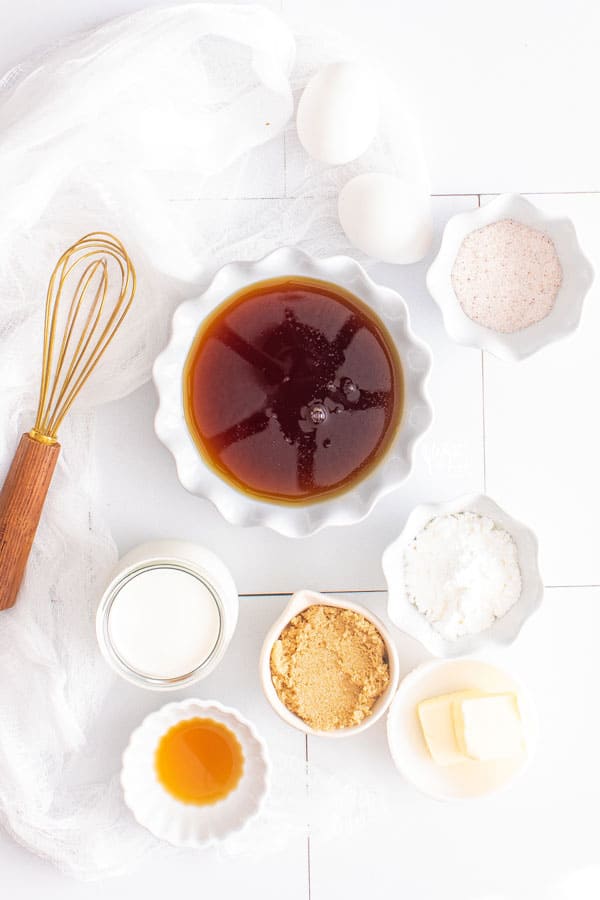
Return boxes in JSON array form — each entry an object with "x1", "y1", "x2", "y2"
[
  {"x1": 155, "y1": 718, "x2": 244, "y2": 805},
  {"x1": 184, "y1": 276, "x2": 403, "y2": 504}
]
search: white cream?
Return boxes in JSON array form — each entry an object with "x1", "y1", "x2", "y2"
[{"x1": 108, "y1": 566, "x2": 221, "y2": 679}]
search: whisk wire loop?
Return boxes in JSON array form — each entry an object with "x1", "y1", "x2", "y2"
[{"x1": 32, "y1": 232, "x2": 136, "y2": 440}]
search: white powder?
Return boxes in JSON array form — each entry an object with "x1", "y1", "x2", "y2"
[
  {"x1": 108, "y1": 567, "x2": 221, "y2": 679},
  {"x1": 451, "y1": 219, "x2": 562, "y2": 333},
  {"x1": 403, "y1": 512, "x2": 522, "y2": 640}
]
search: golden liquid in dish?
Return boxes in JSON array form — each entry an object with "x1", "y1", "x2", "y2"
[
  {"x1": 184, "y1": 276, "x2": 403, "y2": 504},
  {"x1": 155, "y1": 718, "x2": 244, "y2": 805}
]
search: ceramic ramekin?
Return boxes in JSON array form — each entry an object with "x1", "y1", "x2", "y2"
[
  {"x1": 386, "y1": 658, "x2": 538, "y2": 801},
  {"x1": 382, "y1": 493, "x2": 543, "y2": 658},
  {"x1": 153, "y1": 246, "x2": 432, "y2": 537},
  {"x1": 426, "y1": 193, "x2": 594, "y2": 361},
  {"x1": 121, "y1": 698, "x2": 270, "y2": 847},
  {"x1": 259, "y1": 590, "x2": 400, "y2": 738}
]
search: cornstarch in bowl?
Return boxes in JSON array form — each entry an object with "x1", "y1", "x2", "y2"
[{"x1": 403, "y1": 511, "x2": 522, "y2": 641}]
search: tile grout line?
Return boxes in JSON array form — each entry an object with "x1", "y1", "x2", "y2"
[
  {"x1": 305, "y1": 733, "x2": 312, "y2": 900},
  {"x1": 238, "y1": 589, "x2": 391, "y2": 597},
  {"x1": 477, "y1": 194, "x2": 488, "y2": 495},
  {"x1": 240, "y1": 584, "x2": 597, "y2": 598},
  {"x1": 545, "y1": 584, "x2": 600, "y2": 590},
  {"x1": 169, "y1": 189, "x2": 600, "y2": 204},
  {"x1": 283, "y1": 67, "x2": 288, "y2": 200},
  {"x1": 479, "y1": 189, "x2": 600, "y2": 197},
  {"x1": 481, "y1": 352, "x2": 487, "y2": 493}
]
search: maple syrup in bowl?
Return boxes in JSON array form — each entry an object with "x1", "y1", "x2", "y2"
[
  {"x1": 154, "y1": 248, "x2": 432, "y2": 536},
  {"x1": 184, "y1": 276, "x2": 403, "y2": 505}
]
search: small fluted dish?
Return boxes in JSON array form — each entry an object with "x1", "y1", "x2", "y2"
[
  {"x1": 121, "y1": 699, "x2": 270, "y2": 847},
  {"x1": 153, "y1": 246, "x2": 432, "y2": 537},
  {"x1": 426, "y1": 193, "x2": 594, "y2": 361},
  {"x1": 387, "y1": 658, "x2": 538, "y2": 801},
  {"x1": 382, "y1": 493, "x2": 543, "y2": 658},
  {"x1": 259, "y1": 590, "x2": 400, "y2": 738}
]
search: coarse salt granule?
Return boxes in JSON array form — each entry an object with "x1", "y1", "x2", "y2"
[
  {"x1": 451, "y1": 218, "x2": 562, "y2": 333},
  {"x1": 403, "y1": 511, "x2": 522, "y2": 640}
]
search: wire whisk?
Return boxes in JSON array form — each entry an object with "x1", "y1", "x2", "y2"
[
  {"x1": 0, "y1": 232, "x2": 136, "y2": 610},
  {"x1": 33, "y1": 232, "x2": 136, "y2": 441}
]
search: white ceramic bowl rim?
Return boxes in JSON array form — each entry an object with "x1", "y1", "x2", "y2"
[
  {"x1": 121, "y1": 698, "x2": 270, "y2": 847},
  {"x1": 382, "y1": 492, "x2": 544, "y2": 658},
  {"x1": 259, "y1": 590, "x2": 400, "y2": 738},
  {"x1": 426, "y1": 192, "x2": 594, "y2": 361},
  {"x1": 153, "y1": 246, "x2": 433, "y2": 537}
]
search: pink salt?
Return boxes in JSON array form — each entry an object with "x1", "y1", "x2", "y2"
[{"x1": 451, "y1": 218, "x2": 562, "y2": 334}]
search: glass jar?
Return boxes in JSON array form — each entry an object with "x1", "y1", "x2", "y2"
[{"x1": 96, "y1": 540, "x2": 238, "y2": 690}]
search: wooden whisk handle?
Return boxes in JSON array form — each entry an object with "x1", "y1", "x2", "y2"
[{"x1": 0, "y1": 433, "x2": 61, "y2": 611}]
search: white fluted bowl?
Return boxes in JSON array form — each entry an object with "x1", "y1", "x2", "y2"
[
  {"x1": 153, "y1": 247, "x2": 432, "y2": 537},
  {"x1": 383, "y1": 493, "x2": 544, "y2": 658},
  {"x1": 427, "y1": 193, "x2": 594, "y2": 361},
  {"x1": 121, "y1": 699, "x2": 270, "y2": 847}
]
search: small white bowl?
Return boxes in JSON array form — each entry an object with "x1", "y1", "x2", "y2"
[
  {"x1": 382, "y1": 493, "x2": 543, "y2": 658},
  {"x1": 426, "y1": 193, "x2": 594, "y2": 361},
  {"x1": 259, "y1": 590, "x2": 400, "y2": 738},
  {"x1": 153, "y1": 246, "x2": 432, "y2": 537},
  {"x1": 121, "y1": 699, "x2": 269, "y2": 847},
  {"x1": 386, "y1": 657, "x2": 538, "y2": 801}
]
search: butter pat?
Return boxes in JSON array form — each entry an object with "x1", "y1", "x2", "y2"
[
  {"x1": 453, "y1": 692, "x2": 524, "y2": 761},
  {"x1": 417, "y1": 691, "x2": 479, "y2": 766}
]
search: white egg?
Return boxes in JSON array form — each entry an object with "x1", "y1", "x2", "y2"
[
  {"x1": 296, "y1": 61, "x2": 379, "y2": 165},
  {"x1": 338, "y1": 173, "x2": 433, "y2": 264}
]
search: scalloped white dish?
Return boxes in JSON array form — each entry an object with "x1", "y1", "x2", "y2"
[
  {"x1": 387, "y1": 658, "x2": 538, "y2": 801},
  {"x1": 259, "y1": 590, "x2": 400, "y2": 738},
  {"x1": 382, "y1": 493, "x2": 543, "y2": 658},
  {"x1": 153, "y1": 247, "x2": 432, "y2": 537},
  {"x1": 121, "y1": 699, "x2": 270, "y2": 847},
  {"x1": 426, "y1": 193, "x2": 594, "y2": 361}
]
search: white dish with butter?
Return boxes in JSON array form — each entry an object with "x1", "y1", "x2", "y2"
[{"x1": 386, "y1": 658, "x2": 538, "y2": 801}]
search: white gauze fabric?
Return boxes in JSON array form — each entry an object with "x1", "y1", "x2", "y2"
[{"x1": 0, "y1": 1, "x2": 426, "y2": 880}]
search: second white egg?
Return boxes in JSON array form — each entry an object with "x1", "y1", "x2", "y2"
[
  {"x1": 296, "y1": 61, "x2": 379, "y2": 165},
  {"x1": 338, "y1": 173, "x2": 433, "y2": 264}
]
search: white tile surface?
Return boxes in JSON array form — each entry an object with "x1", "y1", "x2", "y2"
[
  {"x1": 5, "y1": 587, "x2": 598, "y2": 899},
  {"x1": 3, "y1": 0, "x2": 599, "y2": 194},
  {"x1": 1, "y1": 0, "x2": 600, "y2": 896},
  {"x1": 283, "y1": 0, "x2": 600, "y2": 194},
  {"x1": 0, "y1": 593, "x2": 309, "y2": 900},
  {"x1": 483, "y1": 193, "x2": 600, "y2": 586},
  {"x1": 308, "y1": 588, "x2": 600, "y2": 900}
]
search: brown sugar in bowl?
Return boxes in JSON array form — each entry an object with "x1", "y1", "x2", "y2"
[{"x1": 259, "y1": 590, "x2": 400, "y2": 738}]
